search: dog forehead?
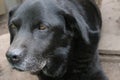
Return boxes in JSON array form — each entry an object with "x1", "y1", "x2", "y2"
[
  {"x1": 14, "y1": 1, "x2": 42, "y2": 18},
  {"x1": 13, "y1": 0, "x2": 63, "y2": 25},
  {"x1": 15, "y1": 0, "x2": 58, "y2": 15}
]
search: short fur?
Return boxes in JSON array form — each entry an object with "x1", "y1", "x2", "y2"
[{"x1": 6, "y1": 0, "x2": 108, "y2": 80}]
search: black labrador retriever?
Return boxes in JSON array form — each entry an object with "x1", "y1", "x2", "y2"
[{"x1": 6, "y1": 0, "x2": 108, "y2": 80}]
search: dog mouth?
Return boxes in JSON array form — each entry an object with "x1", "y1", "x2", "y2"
[
  {"x1": 11, "y1": 60, "x2": 47, "y2": 73},
  {"x1": 12, "y1": 66, "x2": 25, "y2": 72}
]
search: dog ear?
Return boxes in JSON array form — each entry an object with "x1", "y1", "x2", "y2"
[
  {"x1": 63, "y1": 13, "x2": 90, "y2": 44},
  {"x1": 62, "y1": 1, "x2": 101, "y2": 44},
  {"x1": 8, "y1": 5, "x2": 19, "y2": 44}
]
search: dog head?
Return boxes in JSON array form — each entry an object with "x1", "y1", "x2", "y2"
[{"x1": 6, "y1": 0, "x2": 101, "y2": 77}]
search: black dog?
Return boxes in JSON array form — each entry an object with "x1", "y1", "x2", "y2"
[{"x1": 6, "y1": 0, "x2": 108, "y2": 80}]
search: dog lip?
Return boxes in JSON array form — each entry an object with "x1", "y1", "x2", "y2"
[
  {"x1": 10, "y1": 60, "x2": 47, "y2": 73},
  {"x1": 12, "y1": 66, "x2": 25, "y2": 72}
]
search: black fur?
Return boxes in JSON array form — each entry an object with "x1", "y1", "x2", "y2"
[{"x1": 6, "y1": 0, "x2": 108, "y2": 80}]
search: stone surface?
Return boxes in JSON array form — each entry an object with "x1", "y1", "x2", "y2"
[
  {"x1": 99, "y1": 0, "x2": 120, "y2": 55},
  {"x1": 101, "y1": 61, "x2": 120, "y2": 80}
]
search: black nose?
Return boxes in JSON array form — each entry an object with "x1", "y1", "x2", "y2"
[{"x1": 6, "y1": 52, "x2": 20, "y2": 64}]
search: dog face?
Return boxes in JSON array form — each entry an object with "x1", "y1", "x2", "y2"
[
  {"x1": 6, "y1": 0, "x2": 101, "y2": 77},
  {"x1": 7, "y1": 0, "x2": 73, "y2": 77}
]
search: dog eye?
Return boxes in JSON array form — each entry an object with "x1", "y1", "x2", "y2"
[
  {"x1": 11, "y1": 24, "x2": 17, "y2": 29},
  {"x1": 39, "y1": 24, "x2": 47, "y2": 30}
]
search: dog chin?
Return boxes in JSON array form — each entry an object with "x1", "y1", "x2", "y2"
[
  {"x1": 15, "y1": 60, "x2": 47, "y2": 73},
  {"x1": 12, "y1": 65, "x2": 27, "y2": 72},
  {"x1": 12, "y1": 65, "x2": 44, "y2": 74}
]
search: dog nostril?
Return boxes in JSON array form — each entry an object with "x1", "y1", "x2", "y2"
[
  {"x1": 6, "y1": 53, "x2": 20, "y2": 63},
  {"x1": 12, "y1": 55, "x2": 20, "y2": 62}
]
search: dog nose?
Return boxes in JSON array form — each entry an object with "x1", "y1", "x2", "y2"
[
  {"x1": 6, "y1": 52, "x2": 20, "y2": 63},
  {"x1": 6, "y1": 49, "x2": 23, "y2": 64}
]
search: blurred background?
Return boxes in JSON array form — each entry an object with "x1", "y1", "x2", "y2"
[
  {"x1": 0, "y1": 0, "x2": 120, "y2": 80},
  {"x1": 0, "y1": 0, "x2": 24, "y2": 35}
]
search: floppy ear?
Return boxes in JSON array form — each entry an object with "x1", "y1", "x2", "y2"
[
  {"x1": 62, "y1": 1, "x2": 101, "y2": 44},
  {"x1": 8, "y1": 5, "x2": 19, "y2": 44},
  {"x1": 63, "y1": 13, "x2": 90, "y2": 44}
]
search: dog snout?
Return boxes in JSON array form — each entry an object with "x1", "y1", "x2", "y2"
[{"x1": 6, "y1": 48, "x2": 24, "y2": 64}]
